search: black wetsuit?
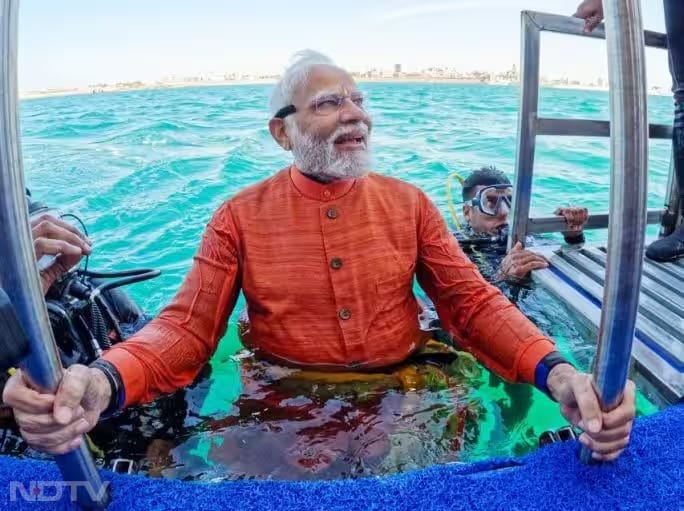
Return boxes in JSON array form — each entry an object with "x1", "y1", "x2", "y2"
[{"x1": 0, "y1": 195, "x2": 191, "y2": 467}]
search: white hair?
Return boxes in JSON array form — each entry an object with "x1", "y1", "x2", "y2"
[{"x1": 269, "y1": 49, "x2": 341, "y2": 116}]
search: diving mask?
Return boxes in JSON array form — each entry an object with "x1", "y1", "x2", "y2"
[{"x1": 467, "y1": 184, "x2": 513, "y2": 216}]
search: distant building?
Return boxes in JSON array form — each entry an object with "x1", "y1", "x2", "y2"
[{"x1": 394, "y1": 64, "x2": 402, "y2": 75}]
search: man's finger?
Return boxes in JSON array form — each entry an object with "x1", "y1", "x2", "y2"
[
  {"x1": 14, "y1": 406, "x2": 85, "y2": 434},
  {"x1": 586, "y1": 16, "x2": 602, "y2": 32},
  {"x1": 511, "y1": 253, "x2": 548, "y2": 267},
  {"x1": 20, "y1": 418, "x2": 91, "y2": 450},
  {"x1": 585, "y1": 421, "x2": 632, "y2": 443},
  {"x1": 508, "y1": 251, "x2": 539, "y2": 262},
  {"x1": 579, "y1": 433, "x2": 629, "y2": 455},
  {"x1": 53, "y1": 365, "x2": 90, "y2": 425},
  {"x1": 571, "y1": 375, "x2": 603, "y2": 433},
  {"x1": 602, "y1": 383, "x2": 636, "y2": 429},
  {"x1": 511, "y1": 241, "x2": 523, "y2": 252},
  {"x1": 34, "y1": 237, "x2": 83, "y2": 259},
  {"x1": 601, "y1": 408, "x2": 636, "y2": 432},
  {"x1": 560, "y1": 404, "x2": 582, "y2": 426},
  {"x1": 592, "y1": 450, "x2": 625, "y2": 462},
  {"x1": 33, "y1": 221, "x2": 91, "y2": 255},
  {"x1": 2, "y1": 371, "x2": 55, "y2": 414},
  {"x1": 31, "y1": 215, "x2": 91, "y2": 244},
  {"x1": 517, "y1": 260, "x2": 549, "y2": 275},
  {"x1": 579, "y1": 208, "x2": 589, "y2": 224}
]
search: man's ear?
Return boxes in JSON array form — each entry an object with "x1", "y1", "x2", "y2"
[
  {"x1": 463, "y1": 204, "x2": 472, "y2": 222},
  {"x1": 268, "y1": 118, "x2": 291, "y2": 150}
]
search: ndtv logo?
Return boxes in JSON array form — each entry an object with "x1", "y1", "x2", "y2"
[{"x1": 9, "y1": 480, "x2": 111, "y2": 502}]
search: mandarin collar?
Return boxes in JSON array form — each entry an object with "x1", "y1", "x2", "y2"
[{"x1": 289, "y1": 165, "x2": 357, "y2": 202}]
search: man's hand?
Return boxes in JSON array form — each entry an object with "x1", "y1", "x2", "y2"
[
  {"x1": 499, "y1": 242, "x2": 549, "y2": 282},
  {"x1": 547, "y1": 364, "x2": 636, "y2": 461},
  {"x1": 31, "y1": 214, "x2": 92, "y2": 293},
  {"x1": 554, "y1": 207, "x2": 589, "y2": 234},
  {"x1": 2, "y1": 365, "x2": 112, "y2": 455},
  {"x1": 574, "y1": 0, "x2": 604, "y2": 33}
]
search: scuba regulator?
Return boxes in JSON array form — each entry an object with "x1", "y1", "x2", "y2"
[{"x1": 28, "y1": 195, "x2": 161, "y2": 368}]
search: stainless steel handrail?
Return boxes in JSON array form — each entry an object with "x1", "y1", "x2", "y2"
[
  {"x1": 527, "y1": 209, "x2": 662, "y2": 235},
  {"x1": 0, "y1": 1, "x2": 110, "y2": 507},
  {"x1": 585, "y1": 0, "x2": 648, "y2": 463},
  {"x1": 509, "y1": 10, "x2": 669, "y2": 247},
  {"x1": 509, "y1": 11, "x2": 541, "y2": 249}
]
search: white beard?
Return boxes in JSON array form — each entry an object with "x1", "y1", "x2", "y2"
[{"x1": 288, "y1": 121, "x2": 371, "y2": 182}]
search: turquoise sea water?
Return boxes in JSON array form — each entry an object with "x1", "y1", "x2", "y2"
[{"x1": 16, "y1": 83, "x2": 670, "y2": 479}]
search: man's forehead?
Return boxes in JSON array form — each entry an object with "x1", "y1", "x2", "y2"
[
  {"x1": 294, "y1": 66, "x2": 357, "y2": 103},
  {"x1": 474, "y1": 184, "x2": 512, "y2": 194}
]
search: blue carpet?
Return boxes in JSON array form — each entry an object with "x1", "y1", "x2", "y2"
[{"x1": 0, "y1": 405, "x2": 681, "y2": 511}]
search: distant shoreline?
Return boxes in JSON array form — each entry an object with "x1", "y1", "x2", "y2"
[{"x1": 19, "y1": 76, "x2": 668, "y2": 101}]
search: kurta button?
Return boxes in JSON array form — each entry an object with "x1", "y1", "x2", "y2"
[
  {"x1": 326, "y1": 207, "x2": 338, "y2": 219},
  {"x1": 330, "y1": 257, "x2": 343, "y2": 269},
  {"x1": 323, "y1": 190, "x2": 331, "y2": 199},
  {"x1": 338, "y1": 308, "x2": 352, "y2": 320}
]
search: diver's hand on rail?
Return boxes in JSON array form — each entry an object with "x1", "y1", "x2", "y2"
[
  {"x1": 573, "y1": 0, "x2": 604, "y2": 33},
  {"x1": 547, "y1": 364, "x2": 636, "y2": 462},
  {"x1": 2, "y1": 365, "x2": 111, "y2": 455},
  {"x1": 30, "y1": 214, "x2": 92, "y2": 293},
  {"x1": 499, "y1": 242, "x2": 548, "y2": 282},
  {"x1": 554, "y1": 207, "x2": 589, "y2": 234}
]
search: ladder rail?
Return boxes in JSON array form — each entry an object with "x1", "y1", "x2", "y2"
[
  {"x1": 527, "y1": 209, "x2": 663, "y2": 235},
  {"x1": 509, "y1": 11, "x2": 670, "y2": 247},
  {"x1": 0, "y1": 0, "x2": 110, "y2": 507}
]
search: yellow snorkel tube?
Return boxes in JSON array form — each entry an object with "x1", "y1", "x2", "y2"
[{"x1": 445, "y1": 171, "x2": 466, "y2": 230}]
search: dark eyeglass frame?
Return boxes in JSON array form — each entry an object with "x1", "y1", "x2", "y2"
[
  {"x1": 274, "y1": 104, "x2": 297, "y2": 119},
  {"x1": 273, "y1": 91, "x2": 365, "y2": 119}
]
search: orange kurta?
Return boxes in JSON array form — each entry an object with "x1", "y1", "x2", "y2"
[{"x1": 102, "y1": 166, "x2": 556, "y2": 406}]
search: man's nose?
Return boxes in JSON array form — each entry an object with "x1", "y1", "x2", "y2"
[
  {"x1": 338, "y1": 99, "x2": 369, "y2": 124},
  {"x1": 497, "y1": 201, "x2": 510, "y2": 218}
]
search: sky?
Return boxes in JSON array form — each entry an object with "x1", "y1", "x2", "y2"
[{"x1": 18, "y1": 0, "x2": 672, "y2": 91}]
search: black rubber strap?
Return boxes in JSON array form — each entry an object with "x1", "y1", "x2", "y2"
[
  {"x1": 89, "y1": 359, "x2": 123, "y2": 418},
  {"x1": 534, "y1": 351, "x2": 574, "y2": 401}
]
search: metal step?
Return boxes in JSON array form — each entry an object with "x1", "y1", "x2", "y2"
[{"x1": 530, "y1": 245, "x2": 684, "y2": 406}]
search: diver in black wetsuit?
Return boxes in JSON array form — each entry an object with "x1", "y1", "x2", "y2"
[
  {"x1": 0, "y1": 193, "x2": 193, "y2": 471},
  {"x1": 420, "y1": 167, "x2": 590, "y2": 448},
  {"x1": 455, "y1": 166, "x2": 588, "y2": 286}
]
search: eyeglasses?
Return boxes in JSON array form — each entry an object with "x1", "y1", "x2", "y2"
[
  {"x1": 466, "y1": 185, "x2": 513, "y2": 216},
  {"x1": 274, "y1": 91, "x2": 366, "y2": 119}
]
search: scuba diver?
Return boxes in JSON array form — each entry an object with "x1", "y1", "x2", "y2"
[
  {"x1": 418, "y1": 166, "x2": 590, "y2": 446},
  {"x1": 0, "y1": 192, "x2": 190, "y2": 471},
  {"x1": 453, "y1": 166, "x2": 589, "y2": 285}
]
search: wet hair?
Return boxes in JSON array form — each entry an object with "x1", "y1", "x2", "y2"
[{"x1": 461, "y1": 166, "x2": 512, "y2": 201}]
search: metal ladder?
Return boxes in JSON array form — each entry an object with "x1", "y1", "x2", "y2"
[{"x1": 509, "y1": 10, "x2": 683, "y2": 406}]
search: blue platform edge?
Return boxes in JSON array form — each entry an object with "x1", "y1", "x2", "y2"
[{"x1": 0, "y1": 404, "x2": 681, "y2": 511}]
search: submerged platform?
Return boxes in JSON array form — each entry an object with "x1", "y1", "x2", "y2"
[
  {"x1": 0, "y1": 404, "x2": 681, "y2": 510},
  {"x1": 531, "y1": 245, "x2": 684, "y2": 406}
]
